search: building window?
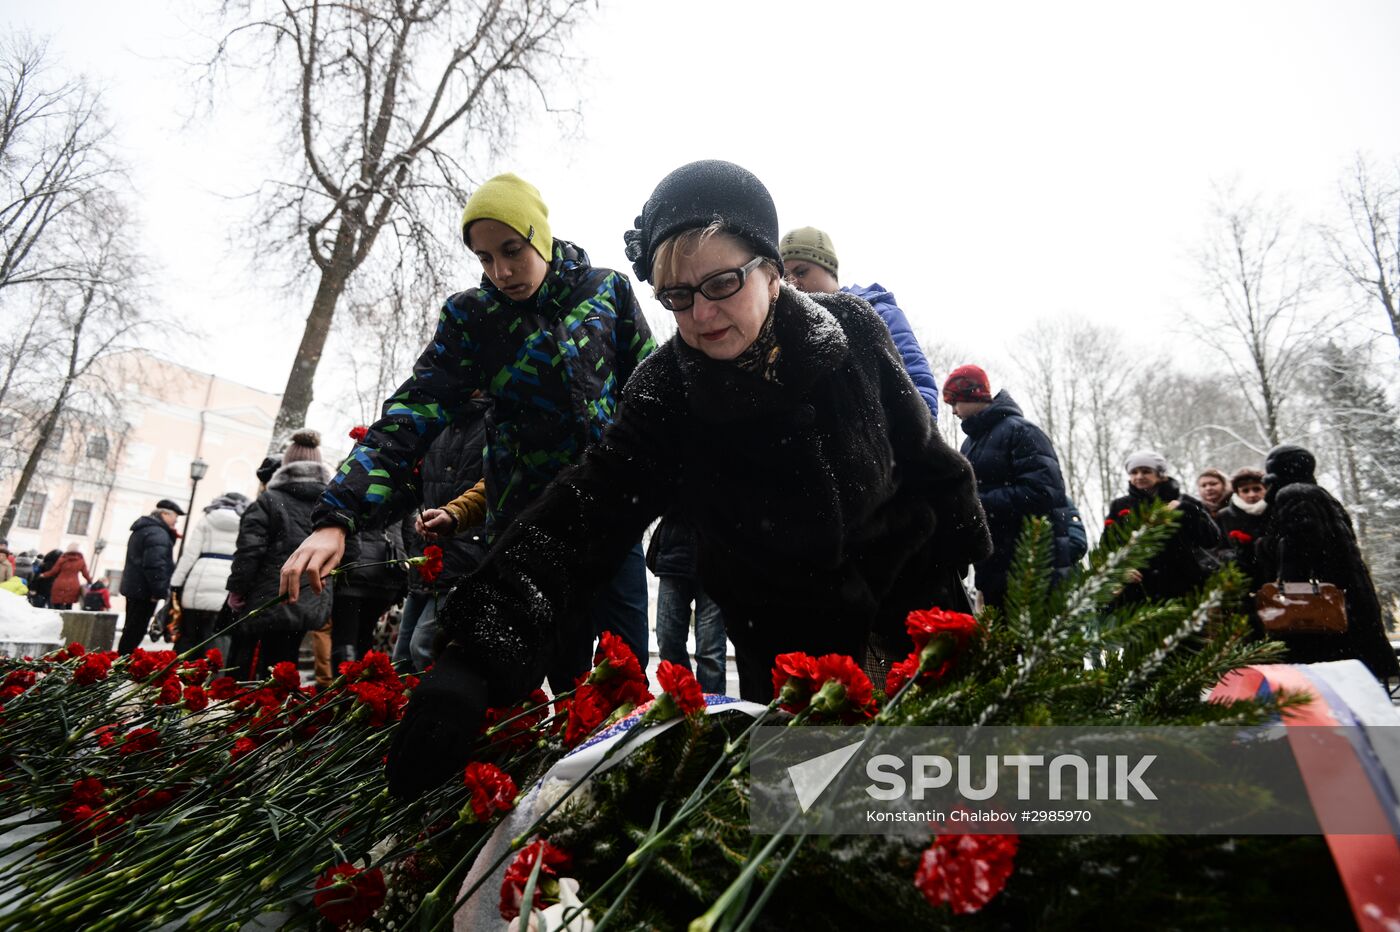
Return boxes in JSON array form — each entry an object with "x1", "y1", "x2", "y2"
[
  {"x1": 86, "y1": 434, "x2": 109, "y2": 460},
  {"x1": 67, "y1": 500, "x2": 93, "y2": 536},
  {"x1": 16, "y1": 492, "x2": 46, "y2": 529}
]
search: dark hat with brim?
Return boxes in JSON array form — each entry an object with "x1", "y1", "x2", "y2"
[{"x1": 156, "y1": 498, "x2": 186, "y2": 516}]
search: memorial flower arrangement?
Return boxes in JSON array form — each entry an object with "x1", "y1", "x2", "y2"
[{"x1": 0, "y1": 506, "x2": 1350, "y2": 930}]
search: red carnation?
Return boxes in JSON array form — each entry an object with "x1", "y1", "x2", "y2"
[
  {"x1": 772, "y1": 652, "x2": 820, "y2": 713},
  {"x1": 71, "y1": 777, "x2": 107, "y2": 806},
  {"x1": 1228, "y1": 529, "x2": 1254, "y2": 545},
  {"x1": 461, "y1": 761, "x2": 518, "y2": 823},
  {"x1": 4, "y1": 669, "x2": 36, "y2": 692},
  {"x1": 563, "y1": 682, "x2": 612, "y2": 748},
  {"x1": 314, "y1": 863, "x2": 386, "y2": 927},
  {"x1": 119, "y1": 727, "x2": 160, "y2": 756},
  {"x1": 271, "y1": 661, "x2": 301, "y2": 692},
  {"x1": 208, "y1": 676, "x2": 240, "y2": 700},
  {"x1": 155, "y1": 676, "x2": 182, "y2": 705},
  {"x1": 348, "y1": 425, "x2": 369, "y2": 442},
  {"x1": 654, "y1": 660, "x2": 705, "y2": 718},
  {"x1": 584, "y1": 632, "x2": 653, "y2": 710},
  {"x1": 183, "y1": 685, "x2": 209, "y2": 712},
  {"x1": 74, "y1": 653, "x2": 113, "y2": 685},
  {"x1": 481, "y1": 689, "x2": 550, "y2": 752},
  {"x1": 230, "y1": 737, "x2": 258, "y2": 761},
  {"x1": 499, "y1": 840, "x2": 572, "y2": 921},
  {"x1": 809, "y1": 654, "x2": 876, "y2": 721},
  {"x1": 1117, "y1": 509, "x2": 1132, "y2": 518},
  {"x1": 51, "y1": 641, "x2": 87, "y2": 662},
  {"x1": 914, "y1": 831, "x2": 1020, "y2": 915},
  {"x1": 128, "y1": 649, "x2": 178, "y2": 681},
  {"x1": 205, "y1": 648, "x2": 224, "y2": 671},
  {"x1": 890, "y1": 608, "x2": 982, "y2": 693},
  {"x1": 349, "y1": 681, "x2": 407, "y2": 727},
  {"x1": 416, "y1": 545, "x2": 444, "y2": 583},
  {"x1": 94, "y1": 725, "x2": 121, "y2": 749}
]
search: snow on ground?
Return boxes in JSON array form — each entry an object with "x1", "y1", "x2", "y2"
[{"x1": 0, "y1": 592, "x2": 63, "y2": 652}]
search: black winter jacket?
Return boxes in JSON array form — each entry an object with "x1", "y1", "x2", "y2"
[
  {"x1": 227, "y1": 461, "x2": 336, "y2": 635},
  {"x1": 412, "y1": 398, "x2": 490, "y2": 591},
  {"x1": 335, "y1": 521, "x2": 409, "y2": 600},
  {"x1": 439, "y1": 285, "x2": 991, "y2": 704},
  {"x1": 1256, "y1": 479, "x2": 1400, "y2": 682},
  {"x1": 1106, "y1": 479, "x2": 1221, "y2": 603},
  {"x1": 645, "y1": 513, "x2": 699, "y2": 580},
  {"x1": 120, "y1": 515, "x2": 177, "y2": 600},
  {"x1": 958, "y1": 390, "x2": 1071, "y2": 597}
]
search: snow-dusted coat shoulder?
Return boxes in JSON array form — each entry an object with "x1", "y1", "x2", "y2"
[{"x1": 440, "y1": 284, "x2": 991, "y2": 702}]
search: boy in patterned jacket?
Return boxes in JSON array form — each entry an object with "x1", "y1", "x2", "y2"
[{"x1": 283, "y1": 173, "x2": 655, "y2": 689}]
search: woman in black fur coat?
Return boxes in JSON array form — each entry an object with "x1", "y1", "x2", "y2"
[{"x1": 1255, "y1": 444, "x2": 1399, "y2": 684}]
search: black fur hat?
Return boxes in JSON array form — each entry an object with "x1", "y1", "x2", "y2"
[{"x1": 623, "y1": 160, "x2": 782, "y2": 284}]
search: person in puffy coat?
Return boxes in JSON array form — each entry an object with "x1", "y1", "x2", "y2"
[
  {"x1": 1105, "y1": 451, "x2": 1221, "y2": 603},
  {"x1": 1255, "y1": 444, "x2": 1400, "y2": 684},
  {"x1": 118, "y1": 503, "x2": 182, "y2": 653},
  {"x1": 169, "y1": 492, "x2": 248, "y2": 659},
  {"x1": 41, "y1": 543, "x2": 92, "y2": 609},
  {"x1": 944, "y1": 365, "x2": 1076, "y2": 610},
  {"x1": 779, "y1": 226, "x2": 940, "y2": 418},
  {"x1": 227, "y1": 431, "x2": 335, "y2": 677},
  {"x1": 381, "y1": 160, "x2": 991, "y2": 798}
]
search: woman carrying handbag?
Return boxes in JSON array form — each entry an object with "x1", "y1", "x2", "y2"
[{"x1": 1255, "y1": 444, "x2": 1399, "y2": 685}]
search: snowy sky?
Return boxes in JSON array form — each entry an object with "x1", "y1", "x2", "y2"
[{"x1": 10, "y1": 0, "x2": 1400, "y2": 427}]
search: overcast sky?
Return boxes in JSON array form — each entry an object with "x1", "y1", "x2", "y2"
[{"x1": 10, "y1": 0, "x2": 1400, "y2": 431}]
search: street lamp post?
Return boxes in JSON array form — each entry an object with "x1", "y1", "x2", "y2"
[{"x1": 178, "y1": 457, "x2": 209, "y2": 561}]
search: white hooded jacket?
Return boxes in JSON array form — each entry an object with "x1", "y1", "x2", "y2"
[{"x1": 170, "y1": 504, "x2": 242, "y2": 611}]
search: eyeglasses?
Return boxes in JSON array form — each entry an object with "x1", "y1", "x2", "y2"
[{"x1": 654, "y1": 256, "x2": 764, "y2": 312}]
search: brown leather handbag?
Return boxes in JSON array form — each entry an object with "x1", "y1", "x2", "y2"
[{"x1": 1255, "y1": 580, "x2": 1348, "y2": 635}]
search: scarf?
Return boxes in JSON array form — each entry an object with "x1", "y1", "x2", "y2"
[
  {"x1": 731, "y1": 300, "x2": 782, "y2": 383},
  {"x1": 1230, "y1": 493, "x2": 1267, "y2": 516}
]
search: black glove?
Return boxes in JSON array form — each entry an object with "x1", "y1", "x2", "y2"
[{"x1": 386, "y1": 645, "x2": 488, "y2": 800}]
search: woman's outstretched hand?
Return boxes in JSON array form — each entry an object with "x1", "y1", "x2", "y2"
[{"x1": 279, "y1": 526, "x2": 347, "y2": 602}]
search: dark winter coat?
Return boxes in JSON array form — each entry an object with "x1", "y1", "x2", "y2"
[
  {"x1": 1214, "y1": 500, "x2": 1268, "y2": 584},
  {"x1": 227, "y1": 461, "x2": 336, "y2": 635},
  {"x1": 842, "y1": 283, "x2": 939, "y2": 418},
  {"x1": 1106, "y1": 479, "x2": 1221, "y2": 602},
  {"x1": 645, "y1": 513, "x2": 700, "y2": 580},
  {"x1": 335, "y1": 521, "x2": 409, "y2": 601},
  {"x1": 42, "y1": 552, "x2": 92, "y2": 606},
  {"x1": 958, "y1": 390, "x2": 1073, "y2": 598},
  {"x1": 409, "y1": 398, "x2": 490, "y2": 592},
  {"x1": 314, "y1": 241, "x2": 655, "y2": 544},
  {"x1": 439, "y1": 285, "x2": 991, "y2": 703},
  {"x1": 120, "y1": 516, "x2": 177, "y2": 601},
  {"x1": 1256, "y1": 479, "x2": 1400, "y2": 682}
]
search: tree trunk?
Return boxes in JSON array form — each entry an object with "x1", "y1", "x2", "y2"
[{"x1": 269, "y1": 221, "x2": 357, "y2": 447}]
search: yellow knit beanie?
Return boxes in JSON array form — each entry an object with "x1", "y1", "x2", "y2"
[
  {"x1": 459, "y1": 173, "x2": 553, "y2": 262},
  {"x1": 779, "y1": 226, "x2": 839, "y2": 277}
]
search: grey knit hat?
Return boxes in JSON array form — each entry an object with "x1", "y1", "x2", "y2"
[{"x1": 1124, "y1": 450, "x2": 1169, "y2": 475}]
